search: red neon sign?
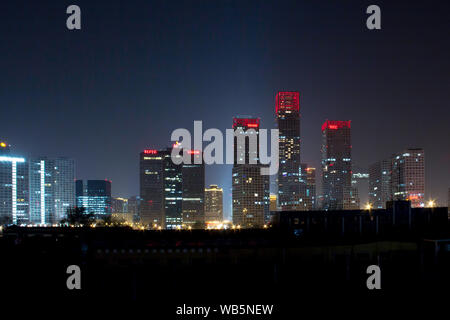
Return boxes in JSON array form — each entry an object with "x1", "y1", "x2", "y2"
[
  {"x1": 187, "y1": 150, "x2": 201, "y2": 155},
  {"x1": 144, "y1": 149, "x2": 158, "y2": 154},
  {"x1": 321, "y1": 120, "x2": 351, "y2": 131},
  {"x1": 233, "y1": 117, "x2": 260, "y2": 129}
]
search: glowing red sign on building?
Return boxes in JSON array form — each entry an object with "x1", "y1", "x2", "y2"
[
  {"x1": 233, "y1": 117, "x2": 260, "y2": 129},
  {"x1": 276, "y1": 91, "x2": 300, "y2": 114},
  {"x1": 321, "y1": 120, "x2": 351, "y2": 131},
  {"x1": 144, "y1": 149, "x2": 158, "y2": 154}
]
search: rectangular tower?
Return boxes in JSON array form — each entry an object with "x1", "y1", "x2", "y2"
[
  {"x1": 0, "y1": 153, "x2": 28, "y2": 225},
  {"x1": 182, "y1": 150, "x2": 205, "y2": 228},
  {"x1": 29, "y1": 157, "x2": 75, "y2": 224},
  {"x1": 232, "y1": 117, "x2": 267, "y2": 228},
  {"x1": 139, "y1": 149, "x2": 165, "y2": 227},
  {"x1": 321, "y1": 120, "x2": 352, "y2": 210},
  {"x1": 391, "y1": 148, "x2": 425, "y2": 208},
  {"x1": 276, "y1": 92, "x2": 302, "y2": 211},
  {"x1": 369, "y1": 159, "x2": 392, "y2": 209}
]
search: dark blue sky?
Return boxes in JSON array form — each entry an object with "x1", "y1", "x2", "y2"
[{"x1": 1, "y1": 0, "x2": 449, "y2": 217}]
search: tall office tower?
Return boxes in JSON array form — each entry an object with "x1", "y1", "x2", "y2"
[
  {"x1": 112, "y1": 197, "x2": 128, "y2": 213},
  {"x1": 369, "y1": 159, "x2": 392, "y2": 209},
  {"x1": 0, "y1": 143, "x2": 29, "y2": 224},
  {"x1": 182, "y1": 150, "x2": 205, "y2": 228},
  {"x1": 205, "y1": 184, "x2": 223, "y2": 222},
  {"x1": 29, "y1": 157, "x2": 75, "y2": 224},
  {"x1": 139, "y1": 149, "x2": 165, "y2": 226},
  {"x1": 76, "y1": 180, "x2": 112, "y2": 215},
  {"x1": 276, "y1": 92, "x2": 302, "y2": 211},
  {"x1": 391, "y1": 148, "x2": 425, "y2": 208},
  {"x1": 163, "y1": 146, "x2": 183, "y2": 229},
  {"x1": 300, "y1": 165, "x2": 316, "y2": 210},
  {"x1": 321, "y1": 120, "x2": 352, "y2": 210},
  {"x1": 53, "y1": 158, "x2": 76, "y2": 221},
  {"x1": 232, "y1": 117, "x2": 267, "y2": 228}
]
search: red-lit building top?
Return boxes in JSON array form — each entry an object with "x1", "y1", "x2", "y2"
[
  {"x1": 321, "y1": 120, "x2": 351, "y2": 131},
  {"x1": 276, "y1": 91, "x2": 300, "y2": 114},
  {"x1": 143, "y1": 149, "x2": 158, "y2": 154},
  {"x1": 232, "y1": 117, "x2": 260, "y2": 129}
]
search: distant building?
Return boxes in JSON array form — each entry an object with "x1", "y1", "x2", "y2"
[
  {"x1": 369, "y1": 159, "x2": 392, "y2": 209},
  {"x1": 112, "y1": 197, "x2": 128, "y2": 213},
  {"x1": 76, "y1": 180, "x2": 112, "y2": 215},
  {"x1": 321, "y1": 120, "x2": 353, "y2": 210},
  {"x1": 182, "y1": 151, "x2": 205, "y2": 228},
  {"x1": 391, "y1": 149, "x2": 425, "y2": 208},
  {"x1": 0, "y1": 148, "x2": 28, "y2": 225},
  {"x1": 29, "y1": 157, "x2": 75, "y2": 224},
  {"x1": 276, "y1": 92, "x2": 302, "y2": 211},
  {"x1": 205, "y1": 185, "x2": 223, "y2": 222},
  {"x1": 351, "y1": 169, "x2": 369, "y2": 209},
  {"x1": 231, "y1": 117, "x2": 268, "y2": 228},
  {"x1": 127, "y1": 196, "x2": 141, "y2": 222}
]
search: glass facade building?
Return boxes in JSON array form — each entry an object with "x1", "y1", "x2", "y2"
[
  {"x1": 181, "y1": 151, "x2": 205, "y2": 228},
  {"x1": 321, "y1": 120, "x2": 353, "y2": 210},
  {"x1": 231, "y1": 117, "x2": 268, "y2": 228},
  {"x1": 76, "y1": 180, "x2": 112, "y2": 215},
  {"x1": 29, "y1": 157, "x2": 75, "y2": 224},
  {"x1": 0, "y1": 154, "x2": 28, "y2": 224}
]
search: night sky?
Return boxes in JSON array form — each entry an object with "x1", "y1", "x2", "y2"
[{"x1": 1, "y1": 0, "x2": 449, "y2": 218}]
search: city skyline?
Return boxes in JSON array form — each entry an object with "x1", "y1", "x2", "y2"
[{"x1": 1, "y1": 1, "x2": 449, "y2": 218}]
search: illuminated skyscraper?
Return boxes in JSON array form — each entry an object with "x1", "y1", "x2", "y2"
[
  {"x1": 29, "y1": 157, "x2": 75, "y2": 224},
  {"x1": 321, "y1": 120, "x2": 352, "y2": 210},
  {"x1": 276, "y1": 92, "x2": 302, "y2": 210},
  {"x1": 0, "y1": 142, "x2": 28, "y2": 224},
  {"x1": 163, "y1": 146, "x2": 183, "y2": 229},
  {"x1": 205, "y1": 184, "x2": 223, "y2": 222},
  {"x1": 140, "y1": 149, "x2": 166, "y2": 227},
  {"x1": 76, "y1": 180, "x2": 112, "y2": 215},
  {"x1": 391, "y1": 148, "x2": 425, "y2": 208},
  {"x1": 232, "y1": 117, "x2": 268, "y2": 228},
  {"x1": 182, "y1": 150, "x2": 205, "y2": 228}
]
